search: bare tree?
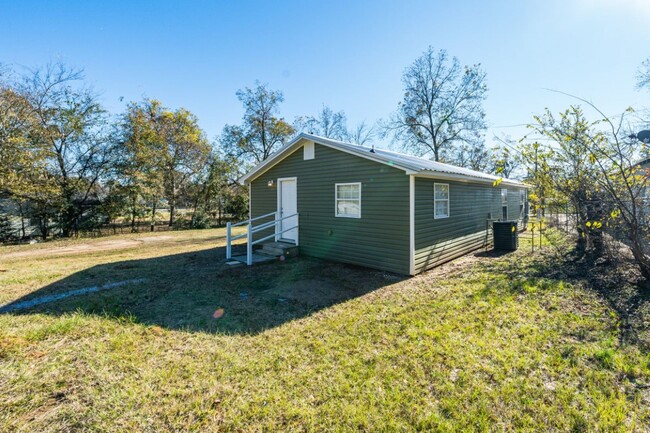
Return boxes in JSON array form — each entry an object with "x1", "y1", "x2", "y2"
[
  {"x1": 491, "y1": 136, "x2": 523, "y2": 178},
  {"x1": 447, "y1": 140, "x2": 491, "y2": 172},
  {"x1": 349, "y1": 121, "x2": 375, "y2": 145},
  {"x1": 383, "y1": 46, "x2": 487, "y2": 161},
  {"x1": 636, "y1": 57, "x2": 650, "y2": 90},
  {"x1": 294, "y1": 105, "x2": 348, "y2": 141}
]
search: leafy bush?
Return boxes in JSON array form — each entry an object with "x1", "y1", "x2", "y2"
[
  {"x1": 190, "y1": 211, "x2": 211, "y2": 229},
  {"x1": 225, "y1": 194, "x2": 248, "y2": 221},
  {"x1": 172, "y1": 218, "x2": 191, "y2": 230}
]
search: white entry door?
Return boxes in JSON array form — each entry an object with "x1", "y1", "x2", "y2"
[{"x1": 278, "y1": 178, "x2": 298, "y2": 243}]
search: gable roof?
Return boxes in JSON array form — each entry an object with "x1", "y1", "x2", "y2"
[{"x1": 241, "y1": 132, "x2": 528, "y2": 187}]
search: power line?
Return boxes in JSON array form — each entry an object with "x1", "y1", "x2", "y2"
[{"x1": 490, "y1": 123, "x2": 529, "y2": 129}]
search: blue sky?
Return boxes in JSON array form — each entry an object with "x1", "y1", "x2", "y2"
[{"x1": 1, "y1": 0, "x2": 649, "y2": 147}]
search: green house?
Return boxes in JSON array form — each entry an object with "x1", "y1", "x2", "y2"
[{"x1": 240, "y1": 133, "x2": 529, "y2": 275}]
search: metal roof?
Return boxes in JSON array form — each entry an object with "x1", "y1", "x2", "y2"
[{"x1": 241, "y1": 132, "x2": 528, "y2": 187}]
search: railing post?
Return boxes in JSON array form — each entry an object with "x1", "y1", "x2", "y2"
[
  {"x1": 295, "y1": 214, "x2": 299, "y2": 246},
  {"x1": 246, "y1": 222, "x2": 253, "y2": 266},
  {"x1": 226, "y1": 222, "x2": 232, "y2": 259}
]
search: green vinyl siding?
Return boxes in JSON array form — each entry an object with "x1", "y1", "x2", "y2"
[
  {"x1": 250, "y1": 143, "x2": 410, "y2": 274},
  {"x1": 414, "y1": 178, "x2": 526, "y2": 273}
]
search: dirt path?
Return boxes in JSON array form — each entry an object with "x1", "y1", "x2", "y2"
[{"x1": 0, "y1": 235, "x2": 175, "y2": 260}]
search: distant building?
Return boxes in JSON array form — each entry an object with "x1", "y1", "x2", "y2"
[{"x1": 0, "y1": 198, "x2": 40, "y2": 240}]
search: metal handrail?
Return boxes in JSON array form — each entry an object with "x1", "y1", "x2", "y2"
[
  {"x1": 251, "y1": 224, "x2": 299, "y2": 246},
  {"x1": 250, "y1": 213, "x2": 298, "y2": 234},
  {"x1": 249, "y1": 219, "x2": 278, "y2": 233},
  {"x1": 226, "y1": 211, "x2": 299, "y2": 265},
  {"x1": 229, "y1": 211, "x2": 276, "y2": 228}
]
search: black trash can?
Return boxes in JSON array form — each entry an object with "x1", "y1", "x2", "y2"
[{"x1": 493, "y1": 221, "x2": 518, "y2": 250}]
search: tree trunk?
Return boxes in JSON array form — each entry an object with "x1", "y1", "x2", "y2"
[
  {"x1": 61, "y1": 209, "x2": 71, "y2": 238},
  {"x1": 630, "y1": 242, "x2": 650, "y2": 281},
  {"x1": 169, "y1": 203, "x2": 175, "y2": 227},
  {"x1": 574, "y1": 203, "x2": 588, "y2": 254},
  {"x1": 190, "y1": 196, "x2": 200, "y2": 227},
  {"x1": 150, "y1": 196, "x2": 157, "y2": 232},
  {"x1": 167, "y1": 174, "x2": 176, "y2": 227},
  {"x1": 18, "y1": 202, "x2": 26, "y2": 239},
  {"x1": 62, "y1": 206, "x2": 77, "y2": 238},
  {"x1": 629, "y1": 224, "x2": 650, "y2": 281},
  {"x1": 131, "y1": 195, "x2": 138, "y2": 233},
  {"x1": 39, "y1": 216, "x2": 49, "y2": 240},
  {"x1": 60, "y1": 183, "x2": 76, "y2": 237}
]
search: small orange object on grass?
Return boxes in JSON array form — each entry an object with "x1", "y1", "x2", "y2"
[{"x1": 213, "y1": 308, "x2": 225, "y2": 319}]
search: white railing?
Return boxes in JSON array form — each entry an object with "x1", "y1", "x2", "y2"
[{"x1": 226, "y1": 211, "x2": 299, "y2": 266}]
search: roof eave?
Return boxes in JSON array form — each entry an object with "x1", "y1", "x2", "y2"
[
  {"x1": 240, "y1": 132, "x2": 528, "y2": 187},
  {"x1": 414, "y1": 170, "x2": 529, "y2": 188}
]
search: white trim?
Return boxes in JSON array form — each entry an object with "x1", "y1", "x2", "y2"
[
  {"x1": 414, "y1": 171, "x2": 528, "y2": 188},
  {"x1": 335, "y1": 182, "x2": 361, "y2": 219},
  {"x1": 434, "y1": 183, "x2": 449, "y2": 219},
  {"x1": 276, "y1": 177, "x2": 298, "y2": 242},
  {"x1": 409, "y1": 175, "x2": 415, "y2": 276},
  {"x1": 501, "y1": 188, "x2": 508, "y2": 205},
  {"x1": 248, "y1": 184, "x2": 252, "y2": 220}
]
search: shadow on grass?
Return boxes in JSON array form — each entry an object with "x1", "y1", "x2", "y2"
[
  {"x1": 1, "y1": 245, "x2": 406, "y2": 335},
  {"x1": 475, "y1": 241, "x2": 650, "y2": 349},
  {"x1": 474, "y1": 249, "x2": 515, "y2": 259}
]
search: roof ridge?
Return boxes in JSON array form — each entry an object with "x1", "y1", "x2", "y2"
[
  {"x1": 301, "y1": 133, "x2": 518, "y2": 183},
  {"x1": 241, "y1": 132, "x2": 527, "y2": 187}
]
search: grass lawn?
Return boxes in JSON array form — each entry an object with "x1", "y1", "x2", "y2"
[{"x1": 1, "y1": 228, "x2": 649, "y2": 432}]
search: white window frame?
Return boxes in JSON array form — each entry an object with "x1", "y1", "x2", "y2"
[
  {"x1": 519, "y1": 189, "x2": 526, "y2": 205},
  {"x1": 501, "y1": 188, "x2": 508, "y2": 205},
  {"x1": 434, "y1": 183, "x2": 449, "y2": 219},
  {"x1": 335, "y1": 182, "x2": 361, "y2": 219}
]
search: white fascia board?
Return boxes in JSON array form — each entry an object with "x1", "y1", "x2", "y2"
[{"x1": 414, "y1": 171, "x2": 529, "y2": 188}]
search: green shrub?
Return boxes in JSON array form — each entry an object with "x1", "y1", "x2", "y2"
[{"x1": 190, "y1": 211, "x2": 211, "y2": 229}]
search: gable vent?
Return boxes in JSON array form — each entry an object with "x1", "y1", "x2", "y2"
[{"x1": 303, "y1": 142, "x2": 315, "y2": 160}]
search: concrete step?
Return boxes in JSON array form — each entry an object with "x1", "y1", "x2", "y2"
[{"x1": 260, "y1": 241, "x2": 299, "y2": 258}]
